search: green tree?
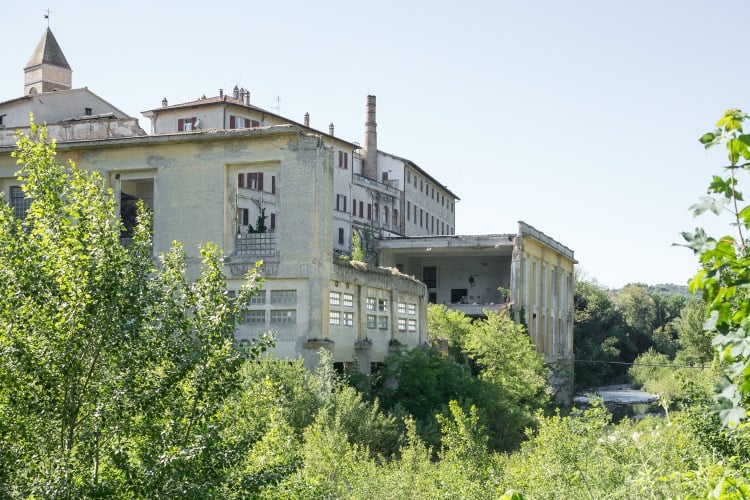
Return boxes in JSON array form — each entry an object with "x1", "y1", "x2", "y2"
[
  {"x1": 613, "y1": 283, "x2": 657, "y2": 355},
  {"x1": 0, "y1": 123, "x2": 272, "y2": 496},
  {"x1": 684, "y1": 109, "x2": 750, "y2": 427},
  {"x1": 351, "y1": 230, "x2": 364, "y2": 261},
  {"x1": 673, "y1": 297, "x2": 713, "y2": 366},
  {"x1": 573, "y1": 279, "x2": 627, "y2": 387}
]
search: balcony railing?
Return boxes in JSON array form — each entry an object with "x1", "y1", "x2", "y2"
[
  {"x1": 235, "y1": 232, "x2": 276, "y2": 257},
  {"x1": 353, "y1": 174, "x2": 401, "y2": 197}
]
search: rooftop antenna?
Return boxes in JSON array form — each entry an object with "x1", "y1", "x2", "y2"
[
  {"x1": 270, "y1": 96, "x2": 281, "y2": 114},
  {"x1": 44, "y1": 8, "x2": 52, "y2": 26}
]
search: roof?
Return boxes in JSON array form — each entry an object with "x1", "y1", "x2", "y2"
[
  {"x1": 0, "y1": 88, "x2": 133, "y2": 120},
  {"x1": 143, "y1": 93, "x2": 361, "y2": 148},
  {"x1": 379, "y1": 150, "x2": 460, "y2": 201},
  {"x1": 25, "y1": 28, "x2": 71, "y2": 70}
]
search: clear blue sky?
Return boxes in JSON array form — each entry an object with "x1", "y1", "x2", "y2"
[{"x1": 2, "y1": 1, "x2": 747, "y2": 289}]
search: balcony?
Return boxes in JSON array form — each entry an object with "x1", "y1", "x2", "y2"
[
  {"x1": 235, "y1": 232, "x2": 276, "y2": 257},
  {"x1": 226, "y1": 233, "x2": 278, "y2": 277},
  {"x1": 446, "y1": 302, "x2": 506, "y2": 317},
  {"x1": 353, "y1": 174, "x2": 400, "y2": 197}
]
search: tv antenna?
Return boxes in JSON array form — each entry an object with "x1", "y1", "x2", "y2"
[{"x1": 270, "y1": 96, "x2": 281, "y2": 114}]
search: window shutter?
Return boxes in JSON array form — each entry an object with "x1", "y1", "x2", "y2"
[
  {"x1": 344, "y1": 152, "x2": 348, "y2": 168},
  {"x1": 336, "y1": 195, "x2": 340, "y2": 211},
  {"x1": 344, "y1": 196, "x2": 347, "y2": 212},
  {"x1": 238, "y1": 173, "x2": 245, "y2": 188},
  {"x1": 178, "y1": 118, "x2": 184, "y2": 132},
  {"x1": 359, "y1": 201, "x2": 363, "y2": 218},
  {"x1": 270, "y1": 213, "x2": 276, "y2": 230},
  {"x1": 242, "y1": 208, "x2": 249, "y2": 226},
  {"x1": 338, "y1": 151, "x2": 342, "y2": 168},
  {"x1": 367, "y1": 204, "x2": 372, "y2": 220},
  {"x1": 229, "y1": 116, "x2": 236, "y2": 129},
  {"x1": 338, "y1": 228, "x2": 344, "y2": 245},
  {"x1": 251, "y1": 120, "x2": 260, "y2": 128},
  {"x1": 271, "y1": 175, "x2": 276, "y2": 194},
  {"x1": 352, "y1": 198, "x2": 357, "y2": 215},
  {"x1": 258, "y1": 173, "x2": 264, "y2": 191},
  {"x1": 191, "y1": 117, "x2": 197, "y2": 128}
]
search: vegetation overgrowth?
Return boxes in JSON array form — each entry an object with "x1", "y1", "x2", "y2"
[{"x1": 1, "y1": 121, "x2": 750, "y2": 497}]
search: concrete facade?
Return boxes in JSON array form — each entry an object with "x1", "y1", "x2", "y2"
[{"x1": 0, "y1": 29, "x2": 575, "y2": 380}]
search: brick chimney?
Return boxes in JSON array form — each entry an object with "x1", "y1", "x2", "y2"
[{"x1": 363, "y1": 95, "x2": 377, "y2": 180}]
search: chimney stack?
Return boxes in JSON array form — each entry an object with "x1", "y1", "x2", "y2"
[
  {"x1": 161, "y1": 97, "x2": 168, "y2": 107},
  {"x1": 219, "y1": 88, "x2": 224, "y2": 99},
  {"x1": 363, "y1": 95, "x2": 378, "y2": 180},
  {"x1": 245, "y1": 90, "x2": 251, "y2": 106},
  {"x1": 304, "y1": 112, "x2": 310, "y2": 127},
  {"x1": 233, "y1": 85, "x2": 240, "y2": 100},
  {"x1": 329, "y1": 122, "x2": 334, "y2": 136}
]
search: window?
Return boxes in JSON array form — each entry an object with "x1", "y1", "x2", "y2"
[
  {"x1": 408, "y1": 303, "x2": 416, "y2": 315},
  {"x1": 398, "y1": 318, "x2": 407, "y2": 332},
  {"x1": 383, "y1": 206, "x2": 389, "y2": 224},
  {"x1": 378, "y1": 298, "x2": 387, "y2": 312},
  {"x1": 84, "y1": 107, "x2": 92, "y2": 116},
  {"x1": 373, "y1": 203, "x2": 378, "y2": 220},
  {"x1": 243, "y1": 310, "x2": 265, "y2": 324},
  {"x1": 413, "y1": 176, "x2": 417, "y2": 188},
  {"x1": 359, "y1": 201, "x2": 364, "y2": 218},
  {"x1": 378, "y1": 316, "x2": 388, "y2": 330},
  {"x1": 229, "y1": 115, "x2": 247, "y2": 129},
  {"x1": 451, "y1": 289, "x2": 468, "y2": 303},
  {"x1": 398, "y1": 302, "x2": 407, "y2": 314},
  {"x1": 367, "y1": 314, "x2": 377, "y2": 329},
  {"x1": 338, "y1": 151, "x2": 349, "y2": 169},
  {"x1": 343, "y1": 293, "x2": 354, "y2": 307},
  {"x1": 330, "y1": 291, "x2": 341, "y2": 306},
  {"x1": 408, "y1": 318, "x2": 417, "y2": 333},
  {"x1": 338, "y1": 227, "x2": 344, "y2": 245},
  {"x1": 367, "y1": 204, "x2": 372, "y2": 220},
  {"x1": 10, "y1": 186, "x2": 31, "y2": 220},
  {"x1": 343, "y1": 312, "x2": 354, "y2": 326},
  {"x1": 270, "y1": 213, "x2": 276, "y2": 230},
  {"x1": 431, "y1": 215, "x2": 435, "y2": 234},
  {"x1": 251, "y1": 290, "x2": 266, "y2": 305},
  {"x1": 420, "y1": 180, "x2": 423, "y2": 192},
  {"x1": 366, "y1": 297, "x2": 376, "y2": 311},
  {"x1": 247, "y1": 173, "x2": 263, "y2": 190},
  {"x1": 178, "y1": 117, "x2": 196, "y2": 131},
  {"x1": 382, "y1": 171, "x2": 388, "y2": 182},
  {"x1": 251, "y1": 120, "x2": 260, "y2": 128},
  {"x1": 270, "y1": 310, "x2": 296, "y2": 324},
  {"x1": 271, "y1": 290, "x2": 297, "y2": 304},
  {"x1": 238, "y1": 173, "x2": 245, "y2": 188},
  {"x1": 419, "y1": 209, "x2": 423, "y2": 227},
  {"x1": 413, "y1": 205, "x2": 417, "y2": 223},
  {"x1": 423, "y1": 267, "x2": 437, "y2": 288},
  {"x1": 336, "y1": 194, "x2": 347, "y2": 212},
  {"x1": 352, "y1": 199, "x2": 357, "y2": 215},
  {"x1": 329, "y1": 310, "x2": 341, "y2": 325},
  {"x1": 240, "y1": 208, "x2": 249, "y2": 226},
  {"x1": 407, "y1": 171, "x2": 411, "y2": 183},
  {"x1": 407, "y1": 201, "x2": 410, "y2": 221},
  {"x1": 393, "y1": 209, "x2": 398, "y2": 226}
]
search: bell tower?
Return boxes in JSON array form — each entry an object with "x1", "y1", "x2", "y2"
[{"x1": 24, "y1": 28, "x2": 72, "y2": 95}]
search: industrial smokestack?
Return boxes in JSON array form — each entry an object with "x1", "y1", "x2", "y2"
[{"x1": 364, "y1": 95, "x2": 377, "y2": 180}]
